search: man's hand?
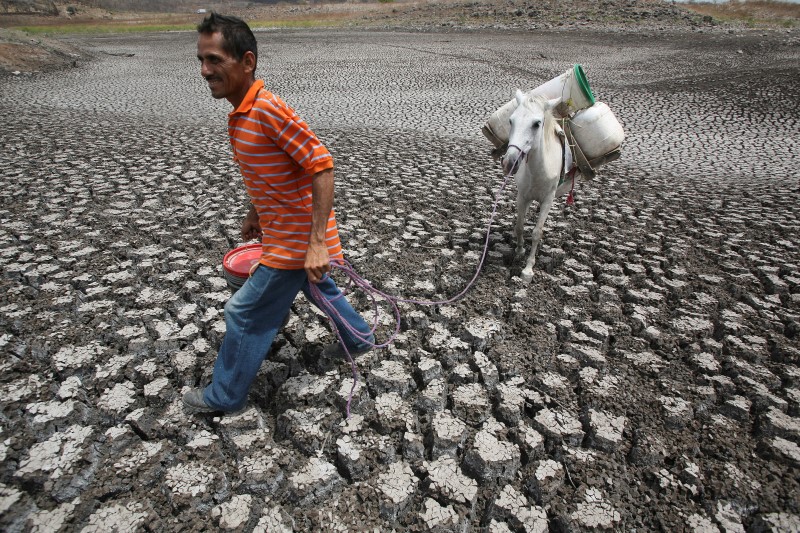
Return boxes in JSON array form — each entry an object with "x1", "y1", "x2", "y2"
[
  {"x1": 306, "y1": 168, "x2": 335, "y2": 284},
  {"x1": 241, "y1": 204, "x2": 260, "y2": 241},
  {"x1": 305, "y1": 241, "x2": 330, "y2": 284}
]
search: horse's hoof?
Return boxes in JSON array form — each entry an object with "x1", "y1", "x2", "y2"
[
  {"x1": 521, "y1": 270, "x2": 534, "y2": 284},
  {"x1": 515, "y1": 247, "x2": 525, "y2": 257}
]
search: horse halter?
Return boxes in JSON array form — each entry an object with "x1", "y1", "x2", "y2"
[{"x1": 504, "y1": 143, "x2": 528, "y2": 175}]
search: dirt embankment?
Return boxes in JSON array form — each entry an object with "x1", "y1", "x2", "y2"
[
  {"x1": 1, "y1": 0, "x2": 797, "y2": 74},
  {"x1": 0, "y1": 27, "x2": 86, "y2": 73},
  {"x1": 0, "y1": 1, "x2": 116, "y2": 73},
  {"x1": 0, "y1": 0, "x2": 57, "y2": 15}
]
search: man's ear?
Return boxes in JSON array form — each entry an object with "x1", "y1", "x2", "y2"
[{"x1": 243, "y1": 50, "x2": 256, "y2": 75}]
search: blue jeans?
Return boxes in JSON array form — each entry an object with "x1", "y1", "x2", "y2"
[{"x1": 203, "y1": 265, "x2": 374, "y2": 411}]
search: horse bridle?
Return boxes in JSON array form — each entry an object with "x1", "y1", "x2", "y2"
[{"x1": 504, "y1": 143, "x2": 528, "y2": 175}]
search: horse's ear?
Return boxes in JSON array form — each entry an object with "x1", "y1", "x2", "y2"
[{"x1": 515, "y1": 89, "x2": 526, "y2": 105}]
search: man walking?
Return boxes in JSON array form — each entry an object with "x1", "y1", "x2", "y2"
[{"x1": 183, "y1": 13, "x2": 374, "y2": 413}]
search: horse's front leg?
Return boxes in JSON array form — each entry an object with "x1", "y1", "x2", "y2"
[
  {"x1": 515, "y1": 193, "x2": 532, "y2": 257},
  {"x1": 521, "y1": 192, "x2": 555, "y2": 283}
]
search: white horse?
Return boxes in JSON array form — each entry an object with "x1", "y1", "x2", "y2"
[{"x1": 502, "y1": 89, "x2": 570, "y2": 284}]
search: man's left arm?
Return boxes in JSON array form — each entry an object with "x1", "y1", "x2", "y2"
[{"x1": 305, "y1": 168, "x2": 334, "y2": 283}]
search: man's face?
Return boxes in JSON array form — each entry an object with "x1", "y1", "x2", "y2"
[{"x1": 197, "y1": 31, "x2": 253, "y2": 106}]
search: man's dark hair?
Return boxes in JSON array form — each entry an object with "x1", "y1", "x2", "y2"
[{"x1": 197, "y1": 12, "x2": 257, "y2": 68}]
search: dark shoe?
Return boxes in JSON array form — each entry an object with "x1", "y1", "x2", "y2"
[
  {"x1": 182, "y1": 388, "x2": 217, "y2": 413},
  {"x1": 322, "y1": 341, "x2": 373, "y2": 359}
]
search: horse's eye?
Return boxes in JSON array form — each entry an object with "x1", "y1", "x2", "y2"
[{"x1": 532, "y1": 121, "x2": 541, "y2": 130}]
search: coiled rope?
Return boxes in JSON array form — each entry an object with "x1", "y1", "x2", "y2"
[{"x1": 308, "y1": 160, "x2": 523, "y2": 418}]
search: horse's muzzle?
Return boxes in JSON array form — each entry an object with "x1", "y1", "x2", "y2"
[{"x1": 502, "y1": 146, "x2": 523, "y2": 175}]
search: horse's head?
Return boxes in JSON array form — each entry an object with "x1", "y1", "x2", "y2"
[{"x1": 502, "y1": 89, "x2": 560, "y2": 175}]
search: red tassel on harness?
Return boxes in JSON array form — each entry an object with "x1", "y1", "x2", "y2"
[{"x1": 565, "y1": 171, "x2": 576, "y2": 206}]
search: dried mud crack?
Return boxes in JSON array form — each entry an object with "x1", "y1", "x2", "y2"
[{"x1": 1, "y1": 26, "x2": 799, "y2": 532}]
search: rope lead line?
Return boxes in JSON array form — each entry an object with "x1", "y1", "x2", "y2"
[{"x1": 309, "y1": 167, "x2": 517, "y2": 418}]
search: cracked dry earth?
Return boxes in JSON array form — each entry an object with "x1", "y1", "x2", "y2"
[{"x1": 1, "y1": 27, "x2": 799, "y2": 532}]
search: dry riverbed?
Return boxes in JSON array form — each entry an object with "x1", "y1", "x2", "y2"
[{"x1": 1, "y1": 9, "x2": 799, "y2": 533}]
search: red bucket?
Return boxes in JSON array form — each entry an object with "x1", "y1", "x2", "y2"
[{"x1": 222, "y1": 243, "x2": 262, "y2": 292}]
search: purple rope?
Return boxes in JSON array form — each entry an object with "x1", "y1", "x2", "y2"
[{"x1": 310, "y1": 164, "x2": 519, "y2": 418}]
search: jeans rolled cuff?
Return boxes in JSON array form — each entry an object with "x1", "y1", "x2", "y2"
[{"x1": 203, "y1": 386, "x2": 245, "y2": 413}]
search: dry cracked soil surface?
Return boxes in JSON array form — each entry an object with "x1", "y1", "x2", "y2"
[{"x1": 1, "y1": 19, "x2": 800, "y2": 533}]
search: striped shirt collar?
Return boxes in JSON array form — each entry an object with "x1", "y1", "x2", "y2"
[{"x1": 229, "y1": 79, "x2": 265, "y2": 117}]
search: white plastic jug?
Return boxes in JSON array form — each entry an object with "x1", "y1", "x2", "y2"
[
  {"x1": 530, "y1": 64, "x2": 595, "y2": 116},
  {"x1": 569, "y1": 102, "x2": 624, "y2": 160}
]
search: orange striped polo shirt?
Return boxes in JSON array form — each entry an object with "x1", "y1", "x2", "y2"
[{"x1": 228, "y1": 80, "x2": 343, "y2": 270}]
